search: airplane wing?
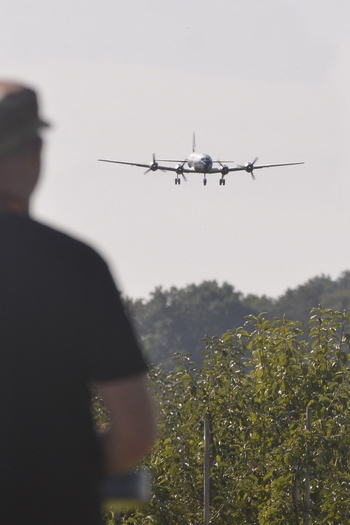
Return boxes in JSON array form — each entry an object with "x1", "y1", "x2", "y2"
[
  {"x1": 225, "y1": 161, "x2": 304, "y2": 173},
  {"x1": 208, "y1": 160, "x2": 304, "y2": 183},
  {"x1": 99, "y1": 159, "x2": 158, "y2": 169},
  {"x1": 240, "y1": 161, "x2": 304, "y2": 171},
  {"x1": 98, "y1": 159, "x2": 193, "y2": 174},
  {"x1": 208, "y1": 160, "x2": 303, "y2": 176},
  {"x1": 157, "y1": 159, "x2": 187, "y2": 163}
]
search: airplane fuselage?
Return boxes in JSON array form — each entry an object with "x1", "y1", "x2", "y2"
[{"x1": 186, "y1": 153, "x2": 213, "y2": 173}]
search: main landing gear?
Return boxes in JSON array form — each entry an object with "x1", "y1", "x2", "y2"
[
  {"x1": 203, "y1": 177, "x2": 207, "y2": 186},
  {"x1": 219, "y1": 178, "x2": 226, "y2": 185},
  {"x1": 175, "y1": 177, "x2": 181, "y2": 185}
]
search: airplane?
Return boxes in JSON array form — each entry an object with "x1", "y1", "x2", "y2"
[{"x1": 98, "y1": 133, "x2": 304, "y2": 186}]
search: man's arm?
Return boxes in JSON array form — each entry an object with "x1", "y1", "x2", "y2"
[{"x1": 97, "y1": 372, "x2": 157, "y2": 474}]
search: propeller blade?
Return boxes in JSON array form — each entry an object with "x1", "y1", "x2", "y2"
[{"x1": 250, "y1": 158, "x2": 258, "y2": 179}]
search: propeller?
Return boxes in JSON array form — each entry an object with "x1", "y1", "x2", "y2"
[
  {"x1": 218, "y1": 161, "x2": 229, "y2": 176},
  {"x1": 175, "y1": 162, "x2": 187, "y2": 181},
  {"x1": 238, "y1": 157, "x2": 259, "y2": 180},
  {"x1": 144, "y1": 154, "x2": 166, "y2": 174}
]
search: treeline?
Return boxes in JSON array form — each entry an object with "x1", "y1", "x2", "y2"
[{"x1": 125, "y1": 271, "x2": 350, "y2": 367}]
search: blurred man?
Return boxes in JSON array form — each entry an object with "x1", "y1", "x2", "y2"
[{"x1": 0, "y1": 81, "x2": 156, "y2": 525}]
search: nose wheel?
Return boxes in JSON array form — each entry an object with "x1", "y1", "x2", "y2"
[{"x1": 203, "y1": 177, "x2": 207, "y2": 186}]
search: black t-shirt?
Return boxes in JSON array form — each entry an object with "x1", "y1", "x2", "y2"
[{"x1": 0, "y1": 213, "x2": 147, "y2": 524}]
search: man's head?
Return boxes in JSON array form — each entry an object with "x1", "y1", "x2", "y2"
[
  {"x1": 0, "y1": 82, "x2": 49, "y2": 157},
  {"x1": 0, "y1": 82, "x2": 49, "y2": 214}
]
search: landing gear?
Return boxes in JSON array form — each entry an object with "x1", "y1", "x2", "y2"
[
  {"x1": 219, "y1": 178, "x2": 226, "y2": 186},
  {"x1": 175, "y1": 177, "x2": 181, "y2": 185},
  {"x1": 203, "y1": 178, "x2": 207, "y2": 186}
]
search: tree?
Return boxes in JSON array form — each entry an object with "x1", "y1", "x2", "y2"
[
  {"x1": 125, "y1": 281, "x2": 250, "y2": 367},
  {"x1": 115, "y1": 308, "x2": 350, "y2": 525}
]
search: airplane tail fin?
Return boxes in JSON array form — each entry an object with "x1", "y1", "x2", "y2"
[{"x1": 192, "y1": 132, "x2": 196, "y2": 153}]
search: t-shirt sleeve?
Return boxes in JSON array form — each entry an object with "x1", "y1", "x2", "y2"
[{"x1": 77, "y1": 249, "x2": 148, "y2": 383}]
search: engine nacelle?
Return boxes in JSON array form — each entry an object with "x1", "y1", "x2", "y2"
[
  {"x1": 175, "y1": 164, "x2": 184, "y2": 175},
  {"x1": 244, "y1": 158, "x2": 258, "y2": 173},
  {"x1": 149, "y1": 162, "x2": 158, "y2": 171}
]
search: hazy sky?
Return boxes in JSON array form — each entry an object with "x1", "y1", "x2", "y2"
[{"x1": 2, "y1": 1, "x2": 350, "y2": 299}]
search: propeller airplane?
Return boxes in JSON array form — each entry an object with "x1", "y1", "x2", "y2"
[{"x1": 98, "y1": 134, "x2": 304, "y2": 186}]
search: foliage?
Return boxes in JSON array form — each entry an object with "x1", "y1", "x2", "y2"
[
  {"x1": 125, "y1": 280, "x2": 250, "y2": 368},
  {"x1": 113, "y1": 308, "x2": 350, "y2": 525},
  {"x1": 126, "y1": 271, "x2": 350, "y2": 368},
  {"x1": 243, "y1": 271, "x2": 350, "y2": 328}
]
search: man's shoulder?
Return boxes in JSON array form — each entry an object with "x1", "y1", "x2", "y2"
[
  {"x1": 0, "y1": 213, "x2": 107, "y2": 267},
  {"x1": 32, "y1": 217, "x2": 98, "y2": 252}
]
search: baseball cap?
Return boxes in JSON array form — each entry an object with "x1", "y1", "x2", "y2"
[{"x1": 0, "y1": 81, "x2": 50, "y2": 156}]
